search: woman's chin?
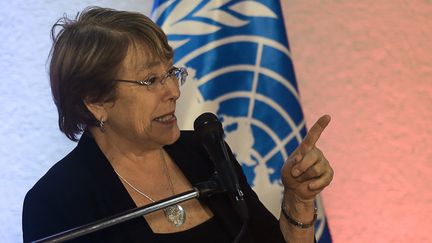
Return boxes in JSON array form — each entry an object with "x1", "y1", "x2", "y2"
[
  {"x1": 165, "y1": 125, "x2": 181, "y2": 145},
  {"x1": 152, "y1": 120, "x2": 180, "y2": 145}
]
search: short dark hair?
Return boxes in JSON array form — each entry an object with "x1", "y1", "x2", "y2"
[{"x1": 49, "y1": 6, "x2": 173, "y2": 141}]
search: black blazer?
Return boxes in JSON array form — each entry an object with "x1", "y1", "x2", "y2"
[{"x1": 23, "y1": 131, "x2": 285, "y2": 242}]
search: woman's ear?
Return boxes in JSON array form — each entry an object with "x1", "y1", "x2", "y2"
[{"x1": 84, "y1": 100, "x2": 108, "y2": 122}]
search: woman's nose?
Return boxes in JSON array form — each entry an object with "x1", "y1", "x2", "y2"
[{"x1": 161, "y1": 77, "x2": 180, "y2": 101}]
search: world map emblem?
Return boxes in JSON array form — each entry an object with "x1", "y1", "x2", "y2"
[{"x1": 153, "y1": 0, "x2": 328, "y2": 237}]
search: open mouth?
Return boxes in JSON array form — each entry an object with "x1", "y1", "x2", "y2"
[{"x1": 154, "y1": 113, "x2": 176, "y2": 123}]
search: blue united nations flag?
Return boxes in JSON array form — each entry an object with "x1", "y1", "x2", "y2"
[{"x1": 152, "y1": 1, "x2": 332, "y2": 241}]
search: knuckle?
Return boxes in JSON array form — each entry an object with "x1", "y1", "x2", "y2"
[
  {"x1": 317, "y1": 148, "x2": 324, "y2": 157},
  {"x1": 311, "y1": 165, "x2": 321, "y2": 176},
  {"x1": 295, "y1": 161, "x2": 307, "y2": 172},
  {"x1": 327, "y1": 178, "x2": 332, "y2": 186},
  {"x1": 303, "y1": 165, "x2": 320, "y2": 179},
  {"x1": 311, "y1": 147, "x2": 323, "y2": 158},
  {"x1": 324, "y1": 171, "x2": 334, "y2": 186},
  {"x1": 310, "y1": 150, "x2": 319, "y2": 162},
  {"x1": 329, "y1": 167, "x2": 334, "y2": 179}
]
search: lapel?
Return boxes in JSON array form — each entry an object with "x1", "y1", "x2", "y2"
[
  {"x1": 77, "y1": 131, "x2": 242, "y2": 240},
  {"x1": 76, "y1": 134, "x2": 156, "y2": 241}
]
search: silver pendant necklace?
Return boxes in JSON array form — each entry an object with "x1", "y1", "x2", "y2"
[
  {"x1": 160, "y1": 150, "x2": 186, "y2": 227},
  {"x1": 114, "y1": 150, "x2": 186, "y2": 227}
]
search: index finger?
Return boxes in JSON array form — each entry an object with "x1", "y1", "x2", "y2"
[{"x1": 301, "y1": 114, "x2": 331, "y2": 152}]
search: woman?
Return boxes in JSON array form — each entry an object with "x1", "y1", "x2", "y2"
[{"x1": 23, "y1": 7, "x2": 333, "y2": 243}]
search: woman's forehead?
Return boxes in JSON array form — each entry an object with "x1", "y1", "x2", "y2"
[
  {"x1": 126, "y1": 42, "x2": 172, "y2": 67},
  {"x1": 122, "y1": 47, "x2": 167, "y2": 71}
]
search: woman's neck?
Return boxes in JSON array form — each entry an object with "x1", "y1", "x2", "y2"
[{"x1": 89, "y1": 126, "x2": 165, "y2": 174}]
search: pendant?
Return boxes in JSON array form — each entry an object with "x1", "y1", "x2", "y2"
[{"x1": 163, "y1": 204, "x2": 186, "y2": 227}]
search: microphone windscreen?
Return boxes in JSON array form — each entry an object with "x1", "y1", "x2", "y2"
[{"x1": 193, "y1": 112, "x2": 223, "y2": 135}]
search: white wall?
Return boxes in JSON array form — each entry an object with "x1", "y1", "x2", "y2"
[{"x1": 0, "y1": 1, "x2": 153, "y2": 242}]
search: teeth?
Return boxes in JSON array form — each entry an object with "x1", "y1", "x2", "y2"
[{"x1": 155, "y1": 114, "x2": 174, "y2": 122}]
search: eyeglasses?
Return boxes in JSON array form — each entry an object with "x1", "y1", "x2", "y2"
[{"x1": 116, "y1": 66, "x2": 188, "y2": 91}]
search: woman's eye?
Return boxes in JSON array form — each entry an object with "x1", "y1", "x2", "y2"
[{"x1": 144, "y1": 76, "x2": 158, "y2": 86}]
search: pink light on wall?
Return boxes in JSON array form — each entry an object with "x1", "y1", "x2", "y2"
[{"x1": 281, "y1": 0, "x2": 432, "y2": 242}]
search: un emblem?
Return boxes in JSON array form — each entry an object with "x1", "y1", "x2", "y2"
[{"x1": 153, "y1": 1, "x2": 327, "y2": 235}]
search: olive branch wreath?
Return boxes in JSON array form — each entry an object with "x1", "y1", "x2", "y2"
[{"x1": 152, "y1": 0, "x2": 277, "y2": 49}]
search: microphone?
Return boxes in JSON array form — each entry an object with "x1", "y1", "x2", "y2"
[{"x1": 194, "y1": 112, "x2": 248, "y2": 220}]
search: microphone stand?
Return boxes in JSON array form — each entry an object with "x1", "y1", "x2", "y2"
[{"x1": 32, "y1": 181, "x2": 218, "y2": 243}]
